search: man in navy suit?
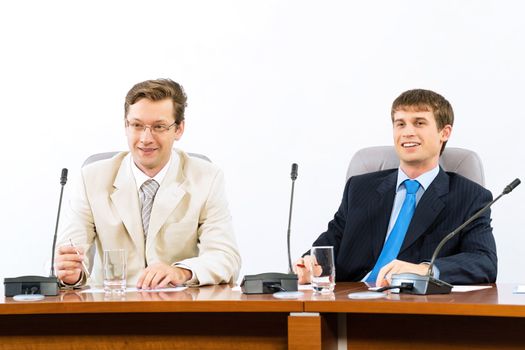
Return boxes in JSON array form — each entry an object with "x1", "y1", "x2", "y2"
[{"x1": 295, "y1": 89, "x2": 497, "y2": 287}]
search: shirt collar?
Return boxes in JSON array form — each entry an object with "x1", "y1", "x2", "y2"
[
  {"x1": 130, "y1": 152, "x2": 179, "y2": 191},
  {"x1": 396, "y1": 164, "x2": 440, "y2": 192}
]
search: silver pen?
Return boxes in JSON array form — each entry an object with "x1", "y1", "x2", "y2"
[{"x1": 69, "y1": 239, "x2": 91, "y2": 278}]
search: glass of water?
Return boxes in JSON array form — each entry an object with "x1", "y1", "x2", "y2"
[
  {"x1": 310, "y1": 246, "x2": 335, "y2": 293},
  {"x1": 103, "y1": 249, "x2": 126, "y2": 294}
]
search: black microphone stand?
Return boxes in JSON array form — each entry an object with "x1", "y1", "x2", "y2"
[
  {"x1": 390, "y1": 178, "x2": 520, "y2": 295},
  {"x1": 287, "y1": 163, "x2": 298, "y2": 273},
  {"x1": 3, "y1": 169, "x2": 69, "y2": 297},
  {"x1": 239, "y1": 164, "x2": 300, "y2": 294},
  {"x1": 50, "y1": 169, "x2": 68, "y2": 277}
]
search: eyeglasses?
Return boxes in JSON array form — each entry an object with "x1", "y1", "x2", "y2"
[{"x1": 125, "y1": 120, "x2": 178, "y2": 134}]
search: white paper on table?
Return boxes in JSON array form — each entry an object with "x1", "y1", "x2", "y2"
[
  {"x1": 451, "y1": 285, "x2": 492, "y2": 292},
  {"x1": 367, "y1": 285, "x2": 492, "y2": 292},
  {"x1": 298, "y1": 284, "x2": 313, "y2": 291},
  {"x1": 80, "y1": 286, "x2": 187, "y2": 293},
  {"x1": 513, "y1": 285, "x2": 525, "y2": 294}
]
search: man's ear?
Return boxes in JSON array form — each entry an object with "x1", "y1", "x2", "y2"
[
  {"x1": 174, "y1": 121, "x2": 185, "y2": 141},
  {"x1": 440, "y1": 124, "x2": 452, "y2": 142}
]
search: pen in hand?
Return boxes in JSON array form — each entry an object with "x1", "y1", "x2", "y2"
[
  {"x1": 69, "y1": 239, "x2": 91, "y2": 278},
  {"x1": 296, "y1": 263, "x2": 321, "y2": 269}
]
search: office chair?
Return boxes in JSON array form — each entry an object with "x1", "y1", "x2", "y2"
[{"x1": 346, "y1": 146, "x2": 485, "y2": 186}]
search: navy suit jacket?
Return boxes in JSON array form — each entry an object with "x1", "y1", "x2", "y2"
[{"x1": 312, "y1": 168, "x2": 497, "y2": 284}]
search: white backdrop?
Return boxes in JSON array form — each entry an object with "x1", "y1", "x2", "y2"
[{"x1": 1, "y1": 0, "x2": 524, "y2": 284}]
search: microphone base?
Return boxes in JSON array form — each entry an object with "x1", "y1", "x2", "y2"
[
  {"x1": 4, "y1": 275, "x2": 59, "y2": 297},
  {"x1": 390, "y1": 273, "x2": 452, "y2": 295},
  {"x1": 240, "y1": 273, "x2": 298, "y2": 294}
]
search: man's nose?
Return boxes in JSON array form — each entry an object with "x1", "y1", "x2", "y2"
[
  {"x1": 140, "y1": 127, "x2": 154, "y2": 143},
  {"x1": 402, "y1": 124, "x2": 416, "y2": 136}
]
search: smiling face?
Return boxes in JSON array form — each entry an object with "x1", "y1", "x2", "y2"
[
  {"x1": 125, "y1": 98, "x2": 184, "y2": 177},
  {"x1": 393, "y1": 108, "x2": 452, "y2": 178}
]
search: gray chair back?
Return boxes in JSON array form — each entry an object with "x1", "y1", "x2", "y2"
[
  {"x1": 83, "y1": 151, "x2": 211, "y2": 167},
  {"x1": 346, "y1": 146, "x2": 485, "y2": 187}
]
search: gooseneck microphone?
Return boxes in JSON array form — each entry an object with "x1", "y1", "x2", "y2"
[
  {"x1": 239, "y1": 163, "x2": 300, "y2": 294},
  {"x1": 287, "y1": 163, "x2": 299, "y2": 273},
  {"x1": 390, "y1": 178, "x2": 521, "y2": 295},
  {"x1": 3, "y1": 168, "x2": 69, "y2": 297},
  {"x1": 50, "y1": 168, "x2": 68, "y2": 277},
  {"x1": 426, "y1": 178, "x2": 521, "y2": 277}
]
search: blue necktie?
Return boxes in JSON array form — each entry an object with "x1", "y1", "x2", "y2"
[{"x1": 366, "y1": 179, "x2": 420, "y2": 282}]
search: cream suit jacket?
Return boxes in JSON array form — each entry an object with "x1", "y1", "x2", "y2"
[{"x1": 58, "y1": 149, "x2": 241, "y2": 286}]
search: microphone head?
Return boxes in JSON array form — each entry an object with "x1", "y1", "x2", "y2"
[
  {"x1": 290, "y1": 163, "x2": 298, "y2": 180},
  {"x1": 60, "y1": 168, "x2": 68, "y2": 186},
  {"x1": 503, "y1": 178, "x2": 521, "y2": 194}
]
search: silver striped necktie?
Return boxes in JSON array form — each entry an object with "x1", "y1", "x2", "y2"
[{"x1": 140, "y1": 179, "x2": 160, "y2": 237}]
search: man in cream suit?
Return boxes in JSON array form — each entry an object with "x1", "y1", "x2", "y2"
[{"x1": 55, "y1": 79, "x2": 241, "y2": 288}]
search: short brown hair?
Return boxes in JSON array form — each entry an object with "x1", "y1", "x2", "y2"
[
  {"x1": 124, "y1": 79, "x2": 187, "y2": 124},
  {"x1": 391, "y1": 89, "x2": 454, "y2": 154}
]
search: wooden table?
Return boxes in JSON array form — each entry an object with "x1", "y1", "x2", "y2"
[
  {"x1": 304, "y1": 282, "x2": 525, "y2": 349},
  {"x1": 2, "y1": 283, "x2": 525, "y2": 349},
  {"x1": 0, "y1": 284, "x2": 311, "y2": 350}
]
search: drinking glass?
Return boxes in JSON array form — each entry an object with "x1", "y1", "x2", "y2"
[
  {"x1": 103, "y1": 249, "x2": 126, "y2": 294},
  {"x1": 310, "y1": 246, "x2": 335, "y2": 293}
]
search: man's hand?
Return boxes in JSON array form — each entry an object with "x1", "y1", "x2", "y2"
[
  {"x1": 55, "y1": 245, "x2": 85, "y2": 285},
  {"x1": 137, "y1": 262, "x2": 192, "y2": 290},
  {"x1": 376, "y1": 259, "x2": 430, "y2": 287},
  {"x1": 293, "y1": 255, "x2": 321, "y2": 284}
]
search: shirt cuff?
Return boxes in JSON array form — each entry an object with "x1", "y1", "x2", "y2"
[{"x1": 59, "y1": 271, "x2": 86, "y2": 289}]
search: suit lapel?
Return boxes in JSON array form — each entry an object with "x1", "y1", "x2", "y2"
[
  {"x1": 399, "y1": 168, "x2": 449, "y2": 254},
  {"x1": 371, "y1": 171, "x2": 397, "y2": 259},
  {"x1": 110, "y1": 155, "x2": 145, "y2": 251},
  {"x1": 147, "y1": 150, "x2": 188, "y2": 241}
]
